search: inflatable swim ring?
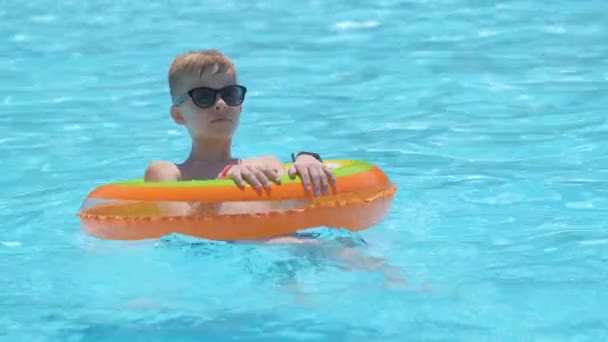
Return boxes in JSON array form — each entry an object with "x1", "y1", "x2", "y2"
[{"x1": 77, "y1": 159, "x2": 396, "y2": 241}]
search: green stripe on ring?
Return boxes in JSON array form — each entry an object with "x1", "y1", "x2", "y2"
[{"x1": 110, "y1": 159, "x2": 375, "y2": 188}]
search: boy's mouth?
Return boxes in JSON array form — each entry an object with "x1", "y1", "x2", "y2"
[{"x1": 210, "y1": 118, "x2": 233, "y2": 123}]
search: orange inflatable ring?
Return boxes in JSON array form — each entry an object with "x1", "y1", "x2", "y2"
[{"x1": 77, "y1": 159, "x2": 397, "y2": 241}]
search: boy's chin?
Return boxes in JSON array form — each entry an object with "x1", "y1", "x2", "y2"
[{"x1": 195, "y1": 130, "x2": 235, "y2": 141}]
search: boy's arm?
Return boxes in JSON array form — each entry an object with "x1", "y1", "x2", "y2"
[
  {"x1": 144, "y1": 160, "x2": 181, "y2": 182},
  {"x1": 144, "y1": 161, "x2": 193, "y2": 216}
]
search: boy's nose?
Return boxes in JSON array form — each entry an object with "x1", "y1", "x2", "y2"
[{"x1": 214, "y1": 98, "x2": 228, "y2": 110}]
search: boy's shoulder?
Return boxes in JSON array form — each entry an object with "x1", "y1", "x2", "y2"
[{"x1": 144, "y1": 160, "x2": 181, "y2": 182}]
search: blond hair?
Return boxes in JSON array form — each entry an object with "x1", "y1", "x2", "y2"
[{"x1": 168, "y1": 49, "x2": 236, "y2": 102}]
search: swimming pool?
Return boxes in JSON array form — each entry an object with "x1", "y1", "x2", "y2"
[{"x1": 2, "y1": 0, "x2": 607, "y2": 340}]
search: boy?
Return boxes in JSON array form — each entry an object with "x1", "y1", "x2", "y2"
[
  {"x1": 144, "y1": 49, "x2": 336, "y2": 242},
  {"x1": 145, "y1": 49, "x2": 335, "y2": 195},
  {"x1": 143, "y1": 49, "x2": 407, "y2": 285}
]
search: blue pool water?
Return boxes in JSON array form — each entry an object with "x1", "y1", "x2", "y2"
[{"x1": 2, "y1": 0, "x2": 608, "y2": 340}]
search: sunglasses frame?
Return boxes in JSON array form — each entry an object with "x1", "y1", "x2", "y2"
[{"x1": 174, "y1": 84, "x2": 247, "y2": 108}]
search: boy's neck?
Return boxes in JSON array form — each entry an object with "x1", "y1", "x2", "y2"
[{"x1": 187, "y1": 138, "x2": 233, "y2": 163}]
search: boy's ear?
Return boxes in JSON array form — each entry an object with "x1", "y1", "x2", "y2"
[{"x1": 170, "y1": 106, "x2": 186, "y2": 125}]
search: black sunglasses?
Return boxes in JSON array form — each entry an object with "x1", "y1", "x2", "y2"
[{"x1": 174, "y1": 85, "x2": 247, "y2": 109}]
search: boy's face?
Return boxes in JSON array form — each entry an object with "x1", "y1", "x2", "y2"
[{"x1": 171, "y1": 68, "x2": 244, "y2": 141}]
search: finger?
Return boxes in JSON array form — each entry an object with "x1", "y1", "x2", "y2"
[
  {"x1": 242, "y1": 168, "x2": 263, "y2": 189},
  {"x1": 317, "y1": 167, "x2": 330, "y2": 195},
  {"x1": 323, "y1": 165, "x2": 337, "y2": 189},
  {"x1": 287, "y1": 165, "x2": 297, "y2": 179},
  {"x1": 231, "y1": 171, "x2": 246, "y2": 189},
  {"x1": 308, "y1": 167, "x2": 322, "y2": 197},
  {"x1": 273, "y1": 168, "x2": 283, "y2": 183},
  {"x1": 262, "y1": 167, "x2": 281, "y2": 184},
  {"x1": 297, "y1": 166, "x2": 311, "y2": 192},
  {"x1": 251, "y1": 167, "x2": 271, "y2": 189}
]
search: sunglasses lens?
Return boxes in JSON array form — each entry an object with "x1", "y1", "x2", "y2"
[
  {"x1": 189, "y1": 85, "x2": 246, "y2": 108},
  {"x1": 220, "y1": 85, "x2": 246, "y2": 106},
  {"x1": 191, "y1": 88, "x2": 217, "y2": 108}
]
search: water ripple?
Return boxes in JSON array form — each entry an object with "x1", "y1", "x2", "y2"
[{"x1": 1, "y1": 0, "x2": 608, "y2": 340}]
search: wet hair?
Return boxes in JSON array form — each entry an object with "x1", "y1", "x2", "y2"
[{"x1": 168, "y1": 49, "x2": 236, "y2": 102}]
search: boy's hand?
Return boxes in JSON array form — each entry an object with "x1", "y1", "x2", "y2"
[
  {"x1": 225, "y1": 164, "x2": 281, "y2": 190},
  {"x1": 288, "y1": 155, "x2": 336, "y2": 196}
]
